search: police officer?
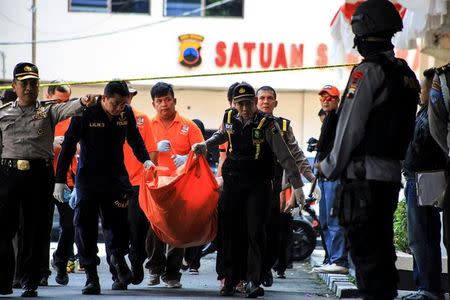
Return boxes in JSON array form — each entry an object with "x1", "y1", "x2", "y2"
[
  {"x1": 256, "y1": 85, "x2": 314, "y2": 285},
  {"x1": 0, "y1": 62, "x2": 96, "y2": 297},
  {"x1": 315, "y1": 1, "x2": 419, "y2": 299},
  {"x1": 192, "y1": 82, "x2": 304, "y2": 298},
  {"x1": 53, "y1": 80, "x2": 154, "y2": 295}
]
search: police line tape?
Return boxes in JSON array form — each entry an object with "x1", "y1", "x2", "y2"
[{"x1": 0, "y1": 63, "x2": 356, "y2": 91}]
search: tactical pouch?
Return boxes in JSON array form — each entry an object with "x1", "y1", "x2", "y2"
[{"x1": 334, "y1": 179, "x2": 371, "y2": 226}]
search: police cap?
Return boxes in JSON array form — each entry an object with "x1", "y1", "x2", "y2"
[
  {"x1": 232, "y1": 82, "x2": 256, "y2": 103},
  {"x1": 13, "y1": 62, "x2": 39, "y2": 81}
]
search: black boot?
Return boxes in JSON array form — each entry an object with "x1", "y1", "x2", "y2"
[
  {"x1": 131, "y1": 264, "x2": 144, "y2": 285},
  {"x1": 21, "y1": 287, "x2": 37, "y2": 298},
  {"x1": 245, "y1": 282, "x2": 264, "y2": 298},
  {"x1": 53, "y1": 262, "x2": 69, "y2": 286},
  {"x1": 82, "y1": 267, "x2": 100, "y2": 295},
  {"x1": 110, "y1": 255, "x2": 131, "y2": 285}
]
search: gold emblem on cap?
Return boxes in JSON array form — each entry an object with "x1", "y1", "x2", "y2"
[
  {"x1": 239, "y1": 87, "x2": 245, "y2": 94},
  {"x1": 24, "y1": 66, "x2": 32, "y2": 72}
]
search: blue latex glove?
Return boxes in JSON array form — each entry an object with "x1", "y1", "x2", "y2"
[
  {"x1": 157, "y1": 140, "x2": 171, "y2": 152},
  {"x1": 172, "y1": 154, "x2": 188, "y2": 168},
  {"x1": 68, "y1": 188, "x2": 78, "y2": 209}
]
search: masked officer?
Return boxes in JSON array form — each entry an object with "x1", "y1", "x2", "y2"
[
  {"x1": 256, "y1": 85, "x2": 315, "y2": 285},
  {"x1": 0, "y1": 62, "x2": 96, "y2": 297},
  {"x1": 315, "y1": 1, "x2": 419, "y2": 299},
  {"x1": 192, "y1": 82, "x2": 304, "y2": 298},
  {"x1": 53, "y1": 81, "x2": 154, "y2": 295}
]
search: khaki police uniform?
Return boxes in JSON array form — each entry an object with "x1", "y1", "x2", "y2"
[{"x1": 0, "y1": 98, "x2": 85, "y2": 292}]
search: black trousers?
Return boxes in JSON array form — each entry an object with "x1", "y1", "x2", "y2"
[
  {"x1": 107, "y1": 186, "x2": 150, "y2": 280},
  {"x1": 74, "y1": 188, "x2": 129, "y2": 269},
  {"x1": 273, "y1": 212, "x2": 293, "y2": 273},
  {"x1": 220, "y1": 174, "x2": 271, "y2": 287},
  {"x1": 0, "y1": 161, "x2": 54, "y2": 290},
  {"x1": 344, "y1": 180, "x2": 400, "y2": 300},
  {"x1": 261, "y1": 188, "x2": 281, "y2": 277},
  {"x1": 184, "y1": 246, "x2": 202, "y2": 270}
]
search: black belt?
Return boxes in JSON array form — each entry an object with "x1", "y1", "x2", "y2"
[{"x1": 1, "y1": 158, "x2": 53, "y2": 171}]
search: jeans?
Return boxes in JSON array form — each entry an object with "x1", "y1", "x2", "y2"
[
  {"x1": 318, "y1": 180, "x2": 348, "y2": 267},
  {"x1": 405, "y1": 178, "x2": 442, "y2": 292}
]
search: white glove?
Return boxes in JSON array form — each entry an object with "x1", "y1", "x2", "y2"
[
  {"x1": 54, "y1": 183, "x2": 69, "y2": 203},
  {"x1": 68, "y1": 188, "x2": 78, "y2": 209},
  {"x1": 143, "y1": 160, "x2": 155, "y2": 170},
  {"x1": 53, "y1": 136, "x2": 64, "y2": 148},
  {"x1": 157, "y1": 140, "x2": 171, "y2": 152},
  {"x1": 192, "y1": 142, "x2": 207, "y2": 155},
  {"x1": 172, "y1": 154, "x2": 188, "y2": 167},
  {"x1": 294, "y1": 187, "x2": 305, "y2": 209}
]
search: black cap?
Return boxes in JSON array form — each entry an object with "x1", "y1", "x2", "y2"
[
  {"x1": 125, "y1": 81, "x2": 138, "y2": 96},
  {"x1": 232, "y1": 82, "x2": 255, "y2": 103},
  {"x1": 13, "y1": 62, "x2": 39, "y2": 81}
]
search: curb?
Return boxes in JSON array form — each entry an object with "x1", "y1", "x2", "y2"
[{"x1": 310, "y1": 250, "x2": 360, "y2": 299}]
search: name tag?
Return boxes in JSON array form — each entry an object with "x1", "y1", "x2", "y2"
[{"x1": 89, "y1": 122, "x2": 105, "y2": 127}]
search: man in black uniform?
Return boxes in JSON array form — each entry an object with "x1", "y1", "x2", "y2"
[
  {"x1": 315, "y1": 1, "x2": 419, "y2": 299},
  {"x1": 53, "y1": 81, "x2": 154, "y2": 295},
  {"x1": 0, "y1": 62, "x2": 96, "y2": 297},
  {"x1": 192, "y1": 82, "x2": 304, "y2": 298}
]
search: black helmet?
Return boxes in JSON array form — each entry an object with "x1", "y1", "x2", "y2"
[{"x1": 351, "y1": 0, "x2": 403, "y2": 37}]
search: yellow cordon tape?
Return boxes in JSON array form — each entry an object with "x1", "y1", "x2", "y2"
[{"x1": 0, "y1": 63, "x2": 357, "y2": 91}]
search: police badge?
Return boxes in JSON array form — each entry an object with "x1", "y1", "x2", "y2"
[{"x1": 252, "y1": 128, "x2": 264, "y2": 145}]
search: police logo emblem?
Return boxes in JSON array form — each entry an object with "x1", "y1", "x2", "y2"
[
  {"x1": 24, "y1": 65, "x2": 33, "y2": 72},
  {"x1": 239, "y1": 87, "x2": 245, "y2": 94},
  {"x1": 178, "y1": 34, "x2": 204, "y2": 68},
  {"x1": 252, "y1": 128, "x2": 264, "y2": 144},
  {"x1": 117, "y1": 112, "x2": 128, "y2": 126},
  {"x1": 33, "y1": 107, "x2": 47, "y2": 120},
  {"x1": 225, "y1": 123, "x2": 234, "y2": 134}
]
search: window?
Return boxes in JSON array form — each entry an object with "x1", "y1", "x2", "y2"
[
  {"x1": 164, "y1": 0, "x2": 243, "y2": 17},
  {"x1": 69, "y1": 0, "x2": 150, "y2": 14}
]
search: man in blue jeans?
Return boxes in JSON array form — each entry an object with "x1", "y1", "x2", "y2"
[
  {"x1": 403, "y1": 68, "x2": 446, "y2": 300},
  {"x1": 312, "y1": 85, "x2": 348, "y2": 274}
]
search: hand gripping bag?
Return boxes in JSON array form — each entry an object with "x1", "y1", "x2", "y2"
[{"x1": 139, "y1": 152, "x2": 218, "y2": 247}]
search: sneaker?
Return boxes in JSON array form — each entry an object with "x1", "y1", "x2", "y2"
[
  {"x1": 189, "y1": 268, "x2": 199, "y2": 275},
  {"x1": 165, "y1": 280, "x2": 182, "y2": 288},
  {"x1": 66, "y1": 260, "x2": 75, "y2": 273},
  {"x1": 276, "y1": 271, "x2": 286, "y2": 279},
  {"x1": 311, "y1": 263, "x2": 348, "y2": 274},
  {"x1": 245, "y1": 281, "x2": 264, "y2": 298},
  {"x1": 261, "y1": 271, "x2": 273, "y2": 287},
  {"x1": 21, "y1": 287, "x2": 38, "y2": 297},
  {"x1": 147, "y1": 273, "x2": 160, "y2": 286},
  {"x1": 403, "y1": 290, "x2": 445, "y2": 300}
]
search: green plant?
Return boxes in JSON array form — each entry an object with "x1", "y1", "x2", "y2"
[{"x1": 393, "y1": 198, "x2": 411, "y2": 253}]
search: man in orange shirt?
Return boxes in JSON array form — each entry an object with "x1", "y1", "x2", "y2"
[
  {"x1": 146, "y1": 82, "x2": 204, "y2": 289},
  {"x1": 108, "y1": 84, "x2": 158, "y2": 290}
]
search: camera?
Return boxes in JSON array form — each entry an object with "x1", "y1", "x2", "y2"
[{"x1": 307, "y1": 137, "x2": 318, "y2": 152}]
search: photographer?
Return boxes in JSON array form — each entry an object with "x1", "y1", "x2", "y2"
[{"x1": 311, "y1": 85, "x2": 348, "y2": 274}]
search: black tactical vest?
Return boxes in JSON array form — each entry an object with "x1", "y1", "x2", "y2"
[
  {"x1": 353, "y1": 55, "x2": 419, "y2": 160},
  {"x1": 221, "y1": 108, "x2": 275, "y2": 179}
]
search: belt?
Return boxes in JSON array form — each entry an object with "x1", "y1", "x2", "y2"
[{"x1": 1, "y1": 158, "x2": 53, "y2": 171}]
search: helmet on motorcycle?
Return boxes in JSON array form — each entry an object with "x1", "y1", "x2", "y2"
[{"x1": 351, "y1": 0, "x2": 403, "y2": 37}]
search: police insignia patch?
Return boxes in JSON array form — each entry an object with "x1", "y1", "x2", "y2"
[
  {"x1": 136, "y1": 116, "x2": 144, "y2": 126},
  {"x1": 178, "y1": 34, "x2": 204, "y2": 68},
  {"x1": 225, "y1": 123, "x2": 234, "y2": 133},
  {"x1": 33, "y1": 107, "x2": 47, "y2": 120},
  {"x1": 252, "y1": 128, "x2": 264, "y2": 144}
]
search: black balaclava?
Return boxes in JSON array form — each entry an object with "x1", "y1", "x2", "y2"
[{"x1": 353, "y1": 32, "x2": 395, "y2": 58}]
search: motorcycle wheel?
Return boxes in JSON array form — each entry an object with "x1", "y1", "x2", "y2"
[{"x1": 291, "y1": 219, "x2": 317, "y2": 261}]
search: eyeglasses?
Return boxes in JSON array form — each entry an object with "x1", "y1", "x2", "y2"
[{"x1": 319, "y1": 95, "x2": 336, "y2": 102}]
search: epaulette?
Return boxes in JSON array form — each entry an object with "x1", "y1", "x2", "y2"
[
  {"x1": 224, "y1": 107, "x2": 238, "y2": 114},
  {"x1": 0, "y1": 102, "x2": 12, "y2": 110},
  {"x1": 223, "y1": 107, "x2": 237, "y2": 124},
  {"x1": 275, "y1": 117, "x2": 291, "y2": 132},
  {"x1": 39, "y1": 99, "x2": 57, "y2": 106},
  {"x1": 435, "y1": 63, "x2": 450, "y2": 75}
]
